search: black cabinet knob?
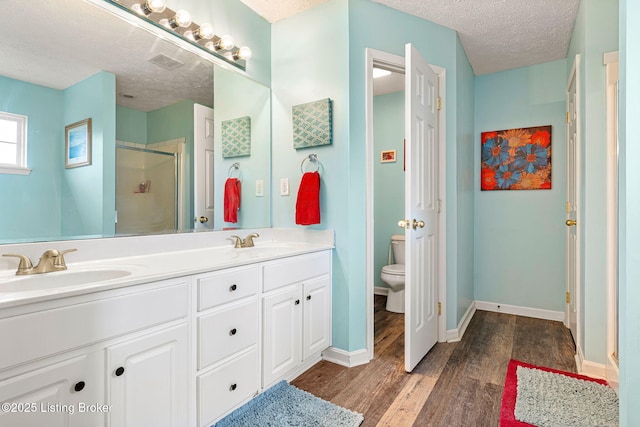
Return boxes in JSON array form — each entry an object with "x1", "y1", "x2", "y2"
[
  {"x1": 229, "y1": 383, "x2": 237, "y2": 391},
  {"x1": 306, "y1": 295, "x2": 312, "y2": 300},
  {"x1": 74, "y1": 381, "x2": 85, "y2": 392},
  {"x1": 115, "y1": 367, "x2": 125, "y2": 377},
  {"x1": 229, "y1": 284, "x2": 237, "y2": 292},
  {"x1": 229, "y1": 328, "x2": 237, "y2": 336},
  {"x1": 295, "y1": 299, "x2": 300, "y2": 305}
]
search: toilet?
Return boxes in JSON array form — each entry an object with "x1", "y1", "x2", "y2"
[{"x1": 381, "y1": 234, "x2": 405, "y2": 313}]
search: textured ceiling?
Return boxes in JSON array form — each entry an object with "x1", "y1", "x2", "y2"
[
  {"x1": 372, "y1": 0, "x2": 580, "y2": 75},
  {"x1": 242, "y1": 0, "x2": 580, "y2": 75},
  {"x1": 1, "y1": 0, "x2": 213, "y2": 112}
]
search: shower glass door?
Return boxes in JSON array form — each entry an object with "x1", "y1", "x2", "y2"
[{"x1": 116, "y1": 146, "x2": 177, "y2": 235}]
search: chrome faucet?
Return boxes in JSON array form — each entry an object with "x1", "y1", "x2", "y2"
[
  {"x1": 3, "y1": 249, "x2": 77, "y2": 275},
  {"x1": 229, "y1": 233, "x2": 260, "y2": 248}
]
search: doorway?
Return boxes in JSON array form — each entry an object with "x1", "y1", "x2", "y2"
[{"x1": 365, "y1": 47, "x2": 447, "y2": 369}]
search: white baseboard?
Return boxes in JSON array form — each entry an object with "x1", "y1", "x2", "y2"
[
  {"x1": 475, "y1": 300, "x2": 564, "y2": 322},
  {"x1": 374, "y1": 286, "x2": 389, "y2": 296},
  {"x1": 322, "y1": 347, "x2": 370, "y2": 368},
  {"x1": 446, "y1": 301, "x2": 476, "y2": 342},
  {"x1": 575, "y1": 346, "x2": 607, "y2": 379}
]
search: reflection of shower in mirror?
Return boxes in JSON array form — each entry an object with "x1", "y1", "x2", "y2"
[{"x1": 116, "y1": 146, "x2": 177, "y2": 236}]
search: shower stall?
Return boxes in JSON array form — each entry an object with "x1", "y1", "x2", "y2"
[{"x1": 115, "y1": 145, "x2": 178, "y2": 235}]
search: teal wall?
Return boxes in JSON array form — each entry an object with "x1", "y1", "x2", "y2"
[
  {"x1": 373, "y1": 91, "x2": 405, "y2": 288},
  {"x1": 566, "y1": 0, "x2": 619, "y2": 365},
  {"x1": 116, "y1": 105, "x2": 147, "y2": 144},
  {"x1": 271, "y1": 0, "x2": 352, "y2": 349},
  {"x1": 148, "y1": 100, "x2": 195, "y2": 230},
  {"x1": 619, "y1": 0, "x2": 640, "y2": 423},
  {"x1": 454, "y1": 36, "x2": 476, "y2": 327},
  {"x1": 166, "y1": 0, "x2": 271, "y2": 86},
  {"x1": 474, "y1": 59, "x2": 567, "y2": 312},
  {"x1": 0, "y1": 76, "x2": 63, "y2": 241},
  {"x1": 214, "y1": 65, "x2": 271, "y2": 230},
  {"x1": 62, "y1": 71, "x2": 116, "y2": 238}
]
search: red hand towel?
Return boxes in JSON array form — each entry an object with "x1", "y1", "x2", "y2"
[
  {"x1": 224, "y1": 178, "x2": 241, "y2": 223},
  {"x1": 295, "y1": 172, "x2": 321, "y2": 225}
]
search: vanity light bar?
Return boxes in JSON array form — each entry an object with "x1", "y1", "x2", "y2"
[{"x1": 107, "y1": 0, "x2": 251, "y2": 70}]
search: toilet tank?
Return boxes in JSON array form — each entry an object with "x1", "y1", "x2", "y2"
[{"x1": 391, "y1": 234, "x2": 406, "y2": 264}]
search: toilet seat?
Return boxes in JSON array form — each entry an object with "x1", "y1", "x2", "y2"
[{"x1": 381, "y1": 264, "x2": 404, "y2": 276}]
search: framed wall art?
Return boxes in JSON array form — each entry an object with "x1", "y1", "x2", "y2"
[
  {"x1": 65, "y1": 118, "x2": 92, "y2": 169},
  {"x1": 381, "y1": 150, "x2": 397, "y2": 163},
  {"x1": 481, "y1": 125, "x2": 552, "y2": 191}
]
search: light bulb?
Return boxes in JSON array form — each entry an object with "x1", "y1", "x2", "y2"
[
  {"x1": 169, "y1": 9, "x2": 192, "y2": 28},
  {"x1": 218, "y1": 35, "x2": 235, "y2": 50},
  {"x1": 145, "y1": 0, "x2": 166, "y2": 14},
  {"x1": 194, "y1": 23, "x2": 214, "y2": 40},
  {"x1": 184, "y1": 30, "x2": 195, "y2": 41},
  {"x1": 234, "y1": 46, "x2": 252, "y2": 61},
  {"x1": 205, "y1": 41, "x2": 215, "y2": 51}
]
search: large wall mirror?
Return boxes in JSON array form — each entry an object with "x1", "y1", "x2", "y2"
[{"x1": 0, "y1": 0, "x2": 271, "y2": 244}]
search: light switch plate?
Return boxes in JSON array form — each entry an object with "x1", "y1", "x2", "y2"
[
  {"x1": 256, "y1": 180, "x2": 264, "y2": 197},
  {"x1": 280, "y1": 178, "x2": 289, "y2": 196}
]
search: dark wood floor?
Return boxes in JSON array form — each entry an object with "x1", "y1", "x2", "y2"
[{"x1": 292, "y1": 295, "x2": 576, "y2": 426}]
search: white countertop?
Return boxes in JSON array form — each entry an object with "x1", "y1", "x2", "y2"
[{"x1": 0, "y1": 229, "x2": 334, "y2": 309}]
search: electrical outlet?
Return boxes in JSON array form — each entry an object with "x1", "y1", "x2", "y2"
[
  {"x1": 280, "y1": 178, "x2": 289, "y2": 196},
  {"x1": 256, "y1": 180, "x2": 264, "y2": 197}
]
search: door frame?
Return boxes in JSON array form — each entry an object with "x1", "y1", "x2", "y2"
[
  {"x1": 604, "y1": 50, "x2": 619, "y2": 390},
  {"x1": 565, "y1": 55, "x2": 581, "y2": 349},
  {"x1": 364, "y1": 48, "x2": 447, "y2": 361}
]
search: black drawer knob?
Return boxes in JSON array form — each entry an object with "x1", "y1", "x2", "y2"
[
  {"x1": 115, "y1": 367, "x2": 125, "y2": 377},
  {"x1": 229, "y1": 284, "x2": 237, "y2": 292},
  {"x1": 306, "y1": 295, "x2": 312, "y2": 300},
  {"x1": 229, "y1": 383, "x2": 237, "y2": 391},
  {"x1": 229, "y1": 328, "x2": 237, "y2": 336},
  {"x1": 295, "y1": 299, "x2": 300, "y2": 305},
  {"x1": 74, "y1": 381, "x2": 85, "y2": 392}
]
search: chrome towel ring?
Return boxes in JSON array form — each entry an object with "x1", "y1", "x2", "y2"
[{"x1": 300, "y1": 154, "x2": 321, "y2": 174}]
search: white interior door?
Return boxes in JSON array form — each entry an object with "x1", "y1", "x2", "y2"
[
  {"x1": 194, "y1": 104, "x2": 215, "y2": 230},
  {"x1": 566, "y1": 59, "x2": 579, "y2": 342},
  {"x1": 404, "y1": 43, "x2": 439, "y2": 372}
]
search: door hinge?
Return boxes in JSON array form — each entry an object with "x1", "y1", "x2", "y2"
[
  {"x1": 566, "y1": 292, "x2": 571, "y2": 304},
  {"x1": 566, "y1": 201, "x2": 571, "y2": 213},
  {"x1": 438, "y1": 302, "x2": 441, "y2": 316},
  {"x1": 437, "y1": 97, "x2": 442, "y2": 111},
  {"x1": 566, "y1": 111, "x2": 570, "y2": 123},
  {"x1": 437, "y1": 199, "x2": 442, "y2": 213}
]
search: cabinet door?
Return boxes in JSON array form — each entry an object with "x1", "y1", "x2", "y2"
[
  {"x1": 107, "y1": 323, "x2": 188, "y2": 427},
  {"x1": 262, "y1": 286, "x2": 302, "y2": 388},
  {"x1": 303, "y1": 274, "x2": 332, "y2": 360},
  {"x1": 0, "y1": 352, "x2": 103, "y2": 427}
]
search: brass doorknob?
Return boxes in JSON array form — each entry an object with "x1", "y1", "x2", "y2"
[
  {"x1": 398, "y1": 219, "x2": 410, "y2": 229},
  {"x1": 199, "y1": 216, "x2": 209, "y2": 223},
  {"x1": 412, "y1": 219, "x2": 425, "y2": 229},
  {"x1": 566, "y1": 219, "x2": 577, "y2": 227}
]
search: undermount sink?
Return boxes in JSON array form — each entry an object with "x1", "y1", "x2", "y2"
[{"x1": 0, "y1": 269, "x2": 132, "y2": 292}]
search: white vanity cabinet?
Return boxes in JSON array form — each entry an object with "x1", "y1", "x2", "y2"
[
  {"x1": 262, "y1": 251, "x2": 332, "y2": 388},
  {"x1": 0, "y1": 278, "x2": 189, "y2": 427},
  {"x1": 195, "y1": 265, "x2": 260, "y2": 427},
  {"x1": 0, "y1": 352, "x2": 104, "y2": 427},
  {"x1": 107, "y1": 323, "x2": 189, "y2": 427}
]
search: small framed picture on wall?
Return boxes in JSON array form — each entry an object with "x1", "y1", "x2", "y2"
[{"x1": 381, "y1": 149, "x2": 397, "y2": 163}]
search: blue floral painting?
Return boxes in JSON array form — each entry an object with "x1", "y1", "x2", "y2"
[{"x1": 481, "y1": 125, "x2": 551, "y2": 191}]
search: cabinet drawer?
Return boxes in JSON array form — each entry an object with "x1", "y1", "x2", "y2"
[
  {"x1": 263, "y1": 251, "x2": 331, "y2": 292},
  {"x1": 198, "y1": 265, "x2": 259, "y2": 311},
  {"x1": 0, "y1": 281, "x2": 188, "y2": 371},
  {"x1": 197, "y1": 349, "x2": 258, "y2": 427},
  {"x1": 198, "y1": 299, "x2": 258, "y2": 369}
]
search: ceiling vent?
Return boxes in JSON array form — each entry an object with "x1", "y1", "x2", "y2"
[{"x1": 148, "y1": 53, "x2": 184, "y2": 71}]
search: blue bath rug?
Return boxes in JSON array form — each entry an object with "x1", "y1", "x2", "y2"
[{"x1": 212, "y1": 380, "x2": 364, "y2": 427}]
